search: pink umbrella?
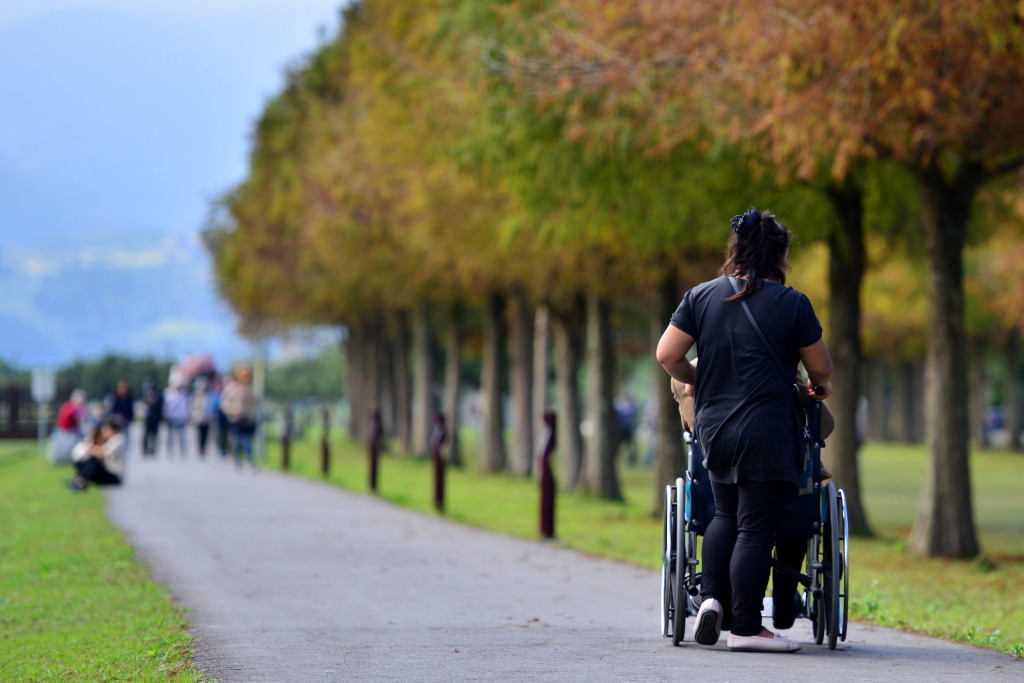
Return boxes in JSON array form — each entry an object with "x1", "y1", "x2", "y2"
[{"x1": 178, "y1": 353, "x2": 217, "y2": 383}]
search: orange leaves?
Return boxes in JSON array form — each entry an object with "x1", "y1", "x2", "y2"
[{"x1": 526, "y1": 0, "x2": 1024, "y2": 186}]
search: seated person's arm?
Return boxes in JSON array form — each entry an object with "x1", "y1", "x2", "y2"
[
  {"x1": 799, "y1": 339, "x2": 834, "y2": 399},
  {"x1": 657, "y1": 325, "x2": 697, "y2": 385},
  {"x1": 103, "y1": 435, "x2": 125, "y2": 465}
]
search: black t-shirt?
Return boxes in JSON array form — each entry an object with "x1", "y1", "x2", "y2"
[{"x1": 670, "y1": 276, "x2": 822, "y2": 485}]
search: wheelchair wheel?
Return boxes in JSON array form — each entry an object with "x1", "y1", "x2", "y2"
[
  {"x1": 672, "y1": 477, "x2": 687, "y2": 645},
  {"x1": 837, "y1": 488, "x2": 850, "y2": 642},
  {"x1": 824, "y1": 482, "x2": 841, "y2": 650},
  {"x1": 661, "y1": 484, "x2": 674, "y2": 638},
  {"x1": 808, "y1": 532, "x2": 825, "y2": 645}
]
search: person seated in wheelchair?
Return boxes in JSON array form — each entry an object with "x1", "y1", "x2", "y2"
[
  {"x1": 657, "y1": 208, "x2": 833, "y2": 653},
  {"x1": 670, "y1": 372, "x2": 835, "y2": 632}
]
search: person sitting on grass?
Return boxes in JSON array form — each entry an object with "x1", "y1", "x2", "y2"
[{"x1": 68, "y1": 421, "x2": 125, "y2": 491}]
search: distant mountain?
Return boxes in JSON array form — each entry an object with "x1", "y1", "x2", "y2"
[{"x1": 0, "y1": 232, "x2": 249, "y2": 368}]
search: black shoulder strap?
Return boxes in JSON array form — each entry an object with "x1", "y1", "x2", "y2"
[{"x1": 727, "y1": 276, "x2": 793, "y2": 387}]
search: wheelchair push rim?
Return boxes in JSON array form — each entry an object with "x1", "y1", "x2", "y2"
[
  {"x1": 672, "y1": 477, "x2": 687, "y2": 645},
  {"x1": 838, "y1": 487, "x2": 850, "y2": 642},
  {"x1": 661, "y1": 484, "x2": 674, "y2": 638},
  {"x1": 825, "y1": 482, "x2": 841, "y2": 650}
]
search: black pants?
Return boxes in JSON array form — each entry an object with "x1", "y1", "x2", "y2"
[
  {"x1": 701, "y1": 479, "x2": 796, "y2": 636},
  {"x1": 196, "y1": 423, "x2": 210, "y2": 456},
  {"x1": 772, "y1": 534, "x2": 808, "y2": 623},
  {"x1": 75, "y1": 457, "x2": 121, "y2": 485},
  {"x1": 143, "y1": 421, "x2": 160, "y2": 455}
]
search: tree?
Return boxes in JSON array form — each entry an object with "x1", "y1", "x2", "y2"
[
  {"x1": 206, "y1": 0, "x2": 520, "y2": 462},
  {"x1": 534, "y1": 0, "x2": 1024, "y2": 557}
]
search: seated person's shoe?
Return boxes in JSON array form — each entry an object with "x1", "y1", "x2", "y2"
[
  {"x1": 66, "y1": 479, "x2": 87, "y2": 491},
  {"x1": 693, "y1": 597, "x2": 723, "y2": 646},
  {"x1": 772, "y1": 592, "x2": 804, "y2": 630},
  {"x1": 727, "y1": 630, "x2": 801, "y2": 652}
]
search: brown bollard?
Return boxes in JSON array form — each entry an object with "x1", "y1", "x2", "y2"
[
  {"x1": 320, "y1": 405, "x2": 331, "y2": 478},
  {"x1": 430, "y1": 413, "x2": 447, "y2": 514},
  {"x1": 281, "y1": 407, "x2": 293, "y2": 471},
  {"x1": 539, "y1": 411, "x2": 557, "y2": 539},
  {"x1": 368, "y1": 410, "x2": 383, "y2": 493}
]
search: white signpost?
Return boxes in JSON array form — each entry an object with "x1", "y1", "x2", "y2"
[{"x1": 31, "y1": 368, "x2": 56, "y2": 458}]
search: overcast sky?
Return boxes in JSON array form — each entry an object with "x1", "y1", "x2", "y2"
[
  {"x1": 0, "y1": 1, "x2": 346, "y2": 367},
  {"x1": 0, "y1": 0, "x2": 343, "y2": 243}
]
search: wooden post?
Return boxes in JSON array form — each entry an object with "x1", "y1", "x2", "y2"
[
  {"x1": 320, "y1": 405, "x2": 330, "y2": 478},
  {"x1": 430, "y1": 413, "x2": 447, "y2": 514},
  {"x1": 368, "y1": 410, "x2": 383, "y2": 493},
  {"x1": 539, "y1": 411, "x2": 557, "y2": 539},
  {"x1": 281, "y1": 407, "x2": 293, "y2": 471}
]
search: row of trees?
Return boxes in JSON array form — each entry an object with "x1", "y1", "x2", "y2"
[{"x1": 205, "y1": 0, "x2": 1024, "y2": 558}]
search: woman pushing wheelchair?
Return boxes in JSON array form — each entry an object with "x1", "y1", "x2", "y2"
[{"x1": 656, "y1": 208, "x2": 833, "y2": 652}]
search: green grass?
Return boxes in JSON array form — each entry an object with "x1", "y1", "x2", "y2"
[
  {"x1": 268, "y1": 433, "x2": 1024, "y2": 657},
  {"x1": 854, "y1": 443, "x2": 1024, "y2": 657},
  {"x1": 0, "y1": 442, "x2": 205, "y2": 681}
]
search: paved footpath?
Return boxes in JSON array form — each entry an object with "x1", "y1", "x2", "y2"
[{"x1": 106, "y1": 455, "x2": 1023, "y2": 682}]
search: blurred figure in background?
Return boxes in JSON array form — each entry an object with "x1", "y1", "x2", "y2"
[
  {"x1": 163, "y1": 381, "x2": 190, "y2": 458},
  {"x1": 190, "y1": 377, "x2": 212, "y2": 457},
  {"x1": 221, "y1": 364, "x2": 256, "y2": 468},
  {"x1": 67, "y1": 420, "x2": 125, "y2": 491},
  {"x1": 613, "y1": 391, "x2": 640, "y2": 465},
  {"x1": 212, "y1": 375, "x2": 229, "y2": 457},
  {"x1": 142, "y1": 379, "x2": 163, "y2": 456},
  {"x1": 50, "y1": 388, "x2": 87, "y2": 465},
  {"x1": 109, "y1": 379, "x2": 135, "y2": 454}
]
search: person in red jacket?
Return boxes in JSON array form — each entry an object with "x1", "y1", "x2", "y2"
[
  {"x1": 56, "y1": 388, "x2": 87, "y2": 431},
  {"x1": 50, "y1": 389, "x2": 88, "y2": 465}
]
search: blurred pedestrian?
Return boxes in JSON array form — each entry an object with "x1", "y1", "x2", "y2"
[
  {"x1": 614, "y1": 391, "x2": 640, "y2": 465},
  {"x1": 190, "y1": 377, "x2": 212, "y2": 457},
  {"x1": 207, "y1": 374, "x2": 229, "y2": 457},
  {"x1": 67, "y1": 420, "x2": 125, "y2": 490},
  {"x1": 49, "y1": 388, "x2": 87, "y2": 465},
  {"x1": 142, "y1": 380, "x2": 163, "y2": 456},
  {"x1": 109, "y1": 379, "x2": 135, "y2": 453},
  {"x1": 163, "y1": 381, "x2": 190, "y2": 457},
  {"x1": 221, "y1": 364, "x2": 256, "y2": 468}
]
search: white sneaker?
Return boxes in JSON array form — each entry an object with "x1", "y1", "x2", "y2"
[
  {"x1": 727, "y1": 630, "x2": 801, "y2": 652},
  {"x1": 693, "y1": 598, "x2": 723, "y2": 645}
]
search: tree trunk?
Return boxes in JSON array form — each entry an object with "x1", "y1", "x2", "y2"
[
  {"x1": 393, "y1": 310, "x2": 412, "y2": 453},
  {"x1": 825, "y1": 181, "x2": 872, "y2": 536},
  {"x1": 892, "y1": 361, "x2": 916, "y2": 443},
  {"x1": 366, "y1": 318, "x2": 383, "y2": 430},
  {"x1": 343, "y1": 324, "x2": 363, "y2": 441},
  {"x1": 912, "y1": 359, "x2": 927, "y2": 442},
  {"x1": 584, "y1": 294, "x2": 622, "y2": 500},
  {"x1": 908, "y1": 168, "x2": 980, "y2": 558},
  {"x1": 1006, "y1": 331, "x2": 1021, "y2": 451},
  {"x1": 651, "y1": 274, "x2": 686, "y2": 517},
  {"x1": 865, "y1": 355, "x2": 888, "y2": 441},
  {"x1": 378, "y1": 332, "x2": 396, "y2": 439},
  {"x1": 411, "y1": 302, "x2": 436, "y2": 457},
  {"x1": 350, "y1": 317, "x2": 382, "y2": 444},
  {"x1": 509, "y1": 290, "x2": 534, "y2": 477},
  {"x1": 553, "y1": 301, "x2": 584, "y2": 490},
  {"x1": 480, "y1": 293, "x2": 507, "y2": 473},
  {"x1": 968, "y1": 337, "x2": 989, "y2": 449},
  {"x1": 532, "y1": 305, "x2": 551, "y2": 467},
  {"x1": 442, "y1": 301, "x2": 463, "y2": 467}
]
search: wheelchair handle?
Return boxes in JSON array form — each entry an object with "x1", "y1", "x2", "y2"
[{"x1": 812, "y1": 385, "x2": 826, "y2": 399}]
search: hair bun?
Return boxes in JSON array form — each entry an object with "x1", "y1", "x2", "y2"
[{"x1": 730, "y1": 209, "x2": 760, "y2": 236}]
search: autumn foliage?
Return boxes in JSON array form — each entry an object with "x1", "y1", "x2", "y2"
[{"x1": 205, "y1": 0, "x2": 1024, "y2": 555}]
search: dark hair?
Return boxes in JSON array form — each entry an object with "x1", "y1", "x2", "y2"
[{"x1": 719, "y1": 208, "x2": 791, "y2": 301}]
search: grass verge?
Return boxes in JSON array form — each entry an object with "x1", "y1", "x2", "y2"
[
  {"x1": 0, "y1": 442, "x2": 206, "y2": 681},
  {"x1": 267, "y1": 433, "x2": 1024, "y2": 657}
]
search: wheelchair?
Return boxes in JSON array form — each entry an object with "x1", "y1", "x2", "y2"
[{"x1": 660, "y1": 401, "x2": 850, "y2": 649}]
